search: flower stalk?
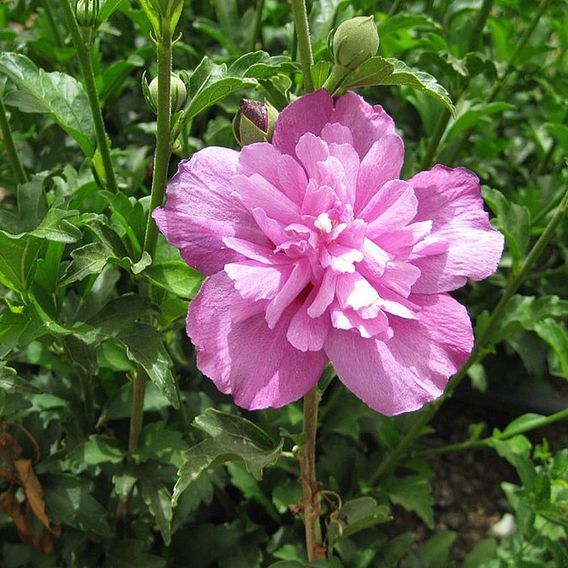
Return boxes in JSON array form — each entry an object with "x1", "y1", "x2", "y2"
[
  {"x1": 299, "y1": 387, "x2": 325, "y2": 561},
  {"x1": 129, "y1": 26, "x2": 174, "y2": 454},
  {"x1": 291, "y1": 0, "x2": 314, "y2": 92},
  {"x1": 59, "y1": 0, "x2": 118, "y2": 193},
  {"x1": 0, "y1": 95, "x2": 28, "y2": 185},
  {"x1": 371, "y1": 182, "x2": 568, "y2": 484}
]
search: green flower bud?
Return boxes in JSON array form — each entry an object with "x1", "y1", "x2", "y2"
[
  {"x1": 233, "y1": 99, "x2": 279, "y2": 146},
  {"x1": 75, "y1": 0, "x2": 99, "y2": 27},
  {"x1": 331, "y1": 16, "x2": 379, "y2": 70},
  {"x1": 148, "y1": 74, "x2": 187, "y2": 113}
]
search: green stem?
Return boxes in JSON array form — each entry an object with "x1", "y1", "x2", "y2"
[
  {"x1": 420, "y1": 109, "x2": 451, "y2": 170},
  {"x1": 291, "y1": 0, "x2": 314, "y2": 92},
  {"x1": 128, "y1": 368, "x2": 147, "y2": 452},
  {"x1": 128, "y1": 31, "x2": 174, "y2": 454},
  {"x1": 0, "y1": 96, "x2": 29, "y2": 185},
  {"x1": 59, "y1": 0, "x2": 118, "y2": 193},
  {"x1": 446, "y1": 0, "x2": 550, "y2": 165},
  {"x1": 371, "y1": 183, "x2": 568, "y2": 484},
  {"x1": 299, "y1": 387, "x2": 325, "y2": 561},
  {"x1": 250, "y1": 0, "x2": 265, "y2": 52},
  {"x1": 143, "y1": 33, "x2": 173, "y2": 259},
  {"x1": 416, "y1": 405, "x2": 568, "y2": 458},
  {"x1": 467, "y1": 0, "x2": 493, "y2": 52},
  {"x1": 322, "y1": 64, "x2": 351, "y2": 95}
]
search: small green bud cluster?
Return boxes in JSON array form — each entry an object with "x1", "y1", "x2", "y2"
[
  {"x1": 233, "y1": 99, "x2": 279, "y2": 146},
  {"x1": 144, "y1": 73, "x2": 187, "y2": 114},
  {"x1": 331, "y1": 16, "x2": 380, "y2": 70},
  {"x1": 75, "y1": 0, "x2": 99, "y2": 28}
]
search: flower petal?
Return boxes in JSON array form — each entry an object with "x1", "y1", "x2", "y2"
[
  {"x1": 153, "y1": 147, "x2": 267, "y2": 275},
  {"x1": 272, "y1": 89, "x2": 334, "y2": 159},
  {"x1": 356, "y1": 135, "x2": 405, "y2": 213},
  {"x1": 325, "y1": 293, "x2": 473, "y2": 415},
  {"x1": 408, "y1": 165, "x2": 504, "y2": 293},
  {"x1": 331, "y1": 91, "x2": 397, "y2": 158},
  {"x1": 187, "y1": 272, "x2": 326, "y2": 410}
]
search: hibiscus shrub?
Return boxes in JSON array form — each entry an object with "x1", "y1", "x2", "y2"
[{"x1": 1, "y1": 0, "x2": 567, "y2": 566}]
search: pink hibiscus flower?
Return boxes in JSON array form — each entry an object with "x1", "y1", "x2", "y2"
[{"x1": 154, "y1": 90, "x2": 504, "y2": 415}]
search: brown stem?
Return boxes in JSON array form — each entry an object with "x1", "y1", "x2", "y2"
[{"x1": 299, "y1": 387, "x2": 325, "y2": 561}]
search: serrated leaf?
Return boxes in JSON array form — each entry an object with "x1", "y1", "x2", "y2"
[
  {"x1": 386, "y1": 475, "x2": 434, "y2": 528},
  {"x1": 0, "y1": 53, "x2": 96, "y2": 156},
  {"x1": 341, "y1": 56, "x2": 455, "y2": 116},
  {"x1": 139, "y1": 467, "x2": 173, "y2": 546},
  {"x1": 173, "y1": 409, "x2": 283, "y2": 504},
  {"x1": 118, "y1": 323, "x2": 180, "y2": 408}
]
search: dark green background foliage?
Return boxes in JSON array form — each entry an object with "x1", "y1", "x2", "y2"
[{"x1": 1, "y1": 0, "x2": 567, "y2": 566}]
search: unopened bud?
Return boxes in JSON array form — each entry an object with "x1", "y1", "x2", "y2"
[
  {"x1": 148, "y1": 74, "x2": 187, "y2": 113},
  {"x1": 75, "y1": 0, "x2": 99, "y2": 27},
  {"x1": 331, "y1": 16, "x2": 379, "y2": 70},
  {"x1": 233, "y1": 99, "x2": 279, "y2": 146}
]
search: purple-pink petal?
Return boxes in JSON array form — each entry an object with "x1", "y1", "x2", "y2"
[
  {"x1": 155, "y1": 90, "x2": 503, "y2": 416},
  {"x1": 187, "y1": 272, "x2": 326, "y2": 410}
]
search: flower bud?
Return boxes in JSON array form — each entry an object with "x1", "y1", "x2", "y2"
[
  {"x1": 233, "y1": 99, "x2": 279, "y2": 146},
  {"x1": 75, "y1": 0, "x2": 99, "y2": 27},
  {"x1": 331, "y1": 16, "x2": 379, "y2": 70},
  {"x1": 148, "y1": 74, "x2": 187, "y2": 113}
]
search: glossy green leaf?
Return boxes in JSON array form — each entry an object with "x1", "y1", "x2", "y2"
[
  {"x1": 0, "y1": 53, "x2": 96, "y2": 156},
  {"x1": 139, "y1": 467, "x2": 173, "y2": 546},
  {"x1": 341, "y1": 56, "x2": 456, "y2": 116},
  {"x1": 143, "y1": 260, "x2": 204, "y2": 298},
  {"x1": 0, "y1": 232, "x2": 41, "y2": 294}
]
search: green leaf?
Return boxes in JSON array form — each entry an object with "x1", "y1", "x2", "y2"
[
  {"x1": 463, "y1": 538, "x2": 498, "y2": 568},
  {"x1": 44, "y1": 475, "x2": 114, "y2": 537},
  {"x1": 0, "y1": 53, "x2": 96, "y2": 156},
  {"x1": 483, "y1": 186, "x2": 531, "y2": 263},
  {"x1": 446, "y1": 102, "x2": 515, "y2": 140},
  {"x1": 106, "y1": 540, "x2": 166, "y2": 568},
  {"x1": 534, "y1": 319, "x2": 568, "y2": 379},
  {"x1": 98, "y1": 0, "x2": 125, "y2": 25},
  {"x1": 311, "y1": 61, "x2": 331, "y2": 90},
  {"x1": 67, "y1": 435, "x2": 125, "y2": 471},
  {"x1": 327, "y1": 497, "x2": 390, "y2": 545},
  {"x1": 0, "y1": 363, "x2": 41, "y2": 394},
  {"x1": 139, "y1": 467, "x2": 173, "y2": 546},
  {"x1": 175, "y1": 52, "x2": 296, "y2": 137},
  {"x1": 173, "y1": 409, "x2": 283, "y2": 504},
  {"x1": 386, "y1": 475, "x2": 434, "y2": 528},
  {"x1": 417, "y1": 532, "x2": 457, "y2": 568},
  {"x1": 0, "y1": 233, "x2": 41, "y2": 294},
  {"x1": 143, "y1": 261, "x2": 204, "y2": 298},
  {"x1": 502, "y1": 413, "x2": 546, "y2": 438},
  {"x1": 486, "y1": 295, "x2": 568, "y2": 345},
  {"x1": 490, "y1": 435, "x2": 537, "y2": 489},
  {"x1": 341, "y1": 56, "x2": 455, "y2": 116},
  {"x1": 118, "y1": 323, "x2": 180, "y2": 408}
]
